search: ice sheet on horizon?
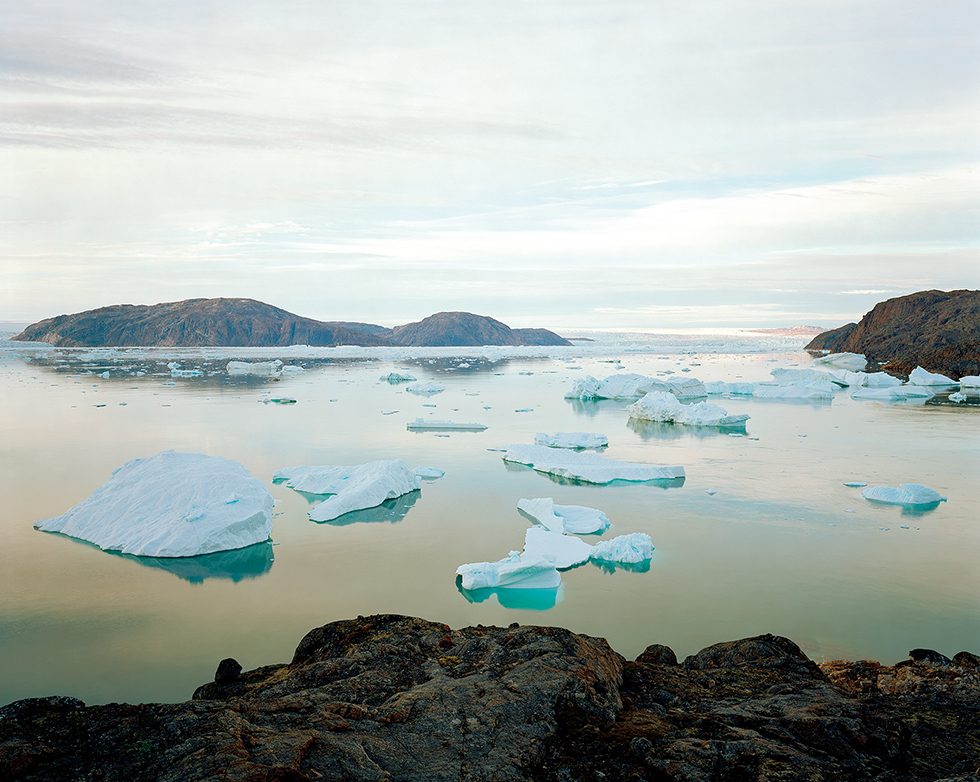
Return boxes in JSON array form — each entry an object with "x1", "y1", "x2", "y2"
[{"x1": 34, "y1": 451, "x2": 273, "y2": 557}]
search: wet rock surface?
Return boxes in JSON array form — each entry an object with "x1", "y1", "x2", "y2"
[{"x1": 1, "y1": 615, "x2": 977, "y2": 781}]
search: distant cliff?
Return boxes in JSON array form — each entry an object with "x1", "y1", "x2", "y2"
[
  {"x1": 11, "y1": 299, "x2": 571, "y2": 348},
  {"x1": 806, "y1": 289, "x2": 980, "y2": 378}
]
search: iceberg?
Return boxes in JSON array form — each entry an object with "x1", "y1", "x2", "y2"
[
  {"x1": 564, "y1": 373, "x2": 705, "y2": 401},
  {"x1": 504, "y1": 444, "x2": 684, "y2": 484},
  {"x1": 590, "y1": 533, "x2": 654, "y2": 564},
  {"x1": 414, "y1": 466, "x2": 445, "y2": 480},
  {"x1": 380, "y1": 372, "x2": 417, "y2": 383},
  {"x1": 281, "y1": 364, "x2": 304, "y2": 374},
  {"x1": 517, "y1": 497, "x2": 611, "y2": 534},
  {"x1": 456, "y1": 552, "x2": 561, "y2": 590},
  {"x1": 34, "y1": 451, "x2": 274, "y2": 557},
  {"x1": 704, "y1": 381, "x2": 756, "y2": 396},
  {"x1": 534, "y1": 432, "x2": 609, "y2": 450},
  {"x1": 405, "y1": 381, "x2": 445, "y2": 395},
  {"x1": 862, "y1": 484, "x2": 947, "y2": 507},
  {"x1": 908, "y1": 366, "x2": 957, "y2": 386},
  {"x1": 959, "y1": 375, "x2": 980, "y2": 388},
  {"x1": 406, "y1": 418, "x2": 487, "y2": 431},
  {"x1": 227, "y1": 360, "x2": 283, "y2": 377},
  {"x1": 948, "y1": 392, "x2": 967, "y2": 403},
  {"x1": 813, "y1": 352, "x2": 867, "y2": 371},
  {"x1": 851, "y1": 386, "x2": 935, "y2": 401},
  {"x1": 522, "y1": 527, "x2": 593, "y2": 569},
  {"x1": 627, "y1": 391, "x2": 749, "y2": 427},
  {"x1": 770, "y1": 368, "x2": 836, "y2": 385},
  {"x1": 828, "y1": 370, "x2": 902, "y2": 388},
  {"x1": 753, "y1": 382, "x2": 838, "y2": 400},
  {"x1": 274, "y1": 459, "x2": 421, "y2": 523}
]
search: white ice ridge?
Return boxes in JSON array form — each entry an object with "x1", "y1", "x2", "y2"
[
  {"x1": 534, "y1": 432, "x2": 609, "y2": 450},
  {"x1": 406, "y1": 418, "x2": 487, "y2": 431},
  {"x1": 813, "y1": 352, "x2": 867, "y2": 371},
  {"x1": 456, "y1": 552, "x2": 561, "y2": 590},
  {"x1": 565, "y1": 373, "x2": 706, "y2": 401},
  {"x1": 908, "y1": 366, "x2": 958, "y2": 386},
  {"x1": 380, "y1": 372, "x2": 417, "y2": 383},
  {"x1": 959, "y1": 375, "x2": 980, "y2": 387},
  {"x1": 274, "y1": 459, "x2": 421, "y2": 522},
  {"x1": 590, "y1": 533, "x2": 655, "y2": 564},
  {"x1": 862, "y1": 483, "x2": 947, "y2": 507},
  {"x1": 523, "y1": 526, "x2": 593, "y2": 569},
  {"x1": 504, "y1": 444, "x2": 684, "y2": 484},
  {"x1": 414, "y1": 466, "x2": 445, "y2": 480},
  {"x1": 851, "y1": 386, "x2": 935, "y2": 402},
  {"x1": 405, "y1": 381, "x2": 445, "y2": 395},
  {"x1": 227, "y1": 360, "x2": 283, "y2": 377},
  {"x1": 517, "y1": 497, "x2": 611, "y2": 534},
  {"x1": 627, "y1": 391, "x2": 749, "y2": 427},
  {"x1": 769, "y1": 367, "x2": 837, "y2": 385},
  {"x1": 34, "y1": 451, "x2": 274, "y2": 557}
]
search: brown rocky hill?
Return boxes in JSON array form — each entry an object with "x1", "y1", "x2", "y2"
[
  {"x1": 2, "y1": 614, "x2": 977, "y2": 781},
  {"x1": 11, "y1": 299, "x2": 570, "y2": 348},
  {"x1": 806, "y1": 289, "x2": 980, "y2": 378}
]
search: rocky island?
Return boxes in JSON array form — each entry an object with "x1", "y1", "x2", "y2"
[
  {"x1": 806, "y1": 289, "x2": 980, "y2": 379},
  {"x1": 2, "y1": 615, "x2": 977, "y2": 781},
  {"x1": 11, "y1": 299, "x2": 571, "y2": 348}
]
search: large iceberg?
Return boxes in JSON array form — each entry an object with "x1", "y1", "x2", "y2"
[
  {"x1": 627, "y1": 391, "x2": 749, "y2": 427},
  {"x1": 504, "y1": 444, "x2": 684, "y2": 484},
  {"x1": 862, "y1": 484, "x2": 947, "y2": 507},
  {"x1": 590, "y1": 533, "x2": 654, "y2": 564},
  {"x1": 813, "y1": 352, "x2": 867, "y2": 371},
  {"x1": 274, "y1": 459, "x2": 421, "y2": 522},
  {"x1": 522, "y1": 527, "x2": 593, "y2": 569},
  {"x1": 517, "y1": 497, "x2": 611, "y2": 534},
  {"x1": 565, "y1": 373, "x2": 706, "y2": 401},
  {"x1": 534, "y1": 432, "x2": 608, "y2": 450},
  {"x1": 456, "y1": 552, "x2": 561, "y2": 590},
  {"x1": 227, "y1": 360, "x2": 283, "y2": 377},
  {"x1": 35, "y1": 451, "x2": 274, "y2": 557},
  {"x1": 908, "y1": 366, "x2": 957, "y2": 386}
]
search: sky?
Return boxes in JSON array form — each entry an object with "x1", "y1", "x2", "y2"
[{"x1": 2, "y1": 0, "x2": 979, "y2": 329}]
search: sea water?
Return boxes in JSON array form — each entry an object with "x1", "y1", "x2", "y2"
[{"x1": 1, "y1": 332, "x2": 977, "y2": 704}]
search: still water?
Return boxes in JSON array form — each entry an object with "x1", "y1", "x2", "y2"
[{"x1": 1, "y1": 340, "x2": 977, "y2": 704}]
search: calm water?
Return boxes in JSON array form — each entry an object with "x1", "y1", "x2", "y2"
[{"x1": 1, "y1": 339, "x2": 978, "y2": 704}]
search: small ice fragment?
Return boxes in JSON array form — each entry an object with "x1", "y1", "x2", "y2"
[
  {"x1": 862, "y1": 483, "x2": 947, "y2": 507},
  {"x1": 948, "y1": 392, "x2": 967, "y2": 403},
  {"x1": 534, "y1": 432, "x2": 608, "y2": 450},
  {"x1": 99, "y1": 371, "x2": 110, "y2": 379},
  {"x1": 514, "y1": 407, "x2": 533, "y2": 413},
  {"x1": 406, "y1": 418, "x2": 487, "y2": 431},
  {"x1": 262, "y1": 397, "x2": 297, "y2": 405},
  {"x1": 281, "y1": 365, "x2": 304, "y2": 374},
  {"x1": 406, "y1": 382, "x2": 445, "y2": 395},
  {"x1": 171, "y1": 368, "x2": 203, "y2": 377},
  {"x1": 590, "y1": 533, "x2": 654, "y2": 564},
  {"x1": 843, "y1": 481, "x2": 868, "y2": 487},
  {"x1": 705, "y1": 488, "x2": 717, "y2": 496},
  {"x1": 414, "y1": 466, "x2": 445, "y2": 480},
  {"x1": 380, "y1": 372, "x2": 417, "y2": 384}
]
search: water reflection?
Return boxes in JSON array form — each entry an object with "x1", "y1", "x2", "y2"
[
  {"x1": 566, "y1": 399, "x2": 631, "y2": 417},
  {"x1": 591, "y1": 558, "x2": 651, "y2": 575},
  {"x1": 314, "y1": 491, "x2": 421, "y2": 526},
  {"x1": 627, "y1": 419, "x2": 745, "y2": 441},
  {"x1": 457, "y1": 580, "x2": 563, "y2": 610},
  {"x1": 503, "y1": 461, "x2": 685, "y2": 490}
]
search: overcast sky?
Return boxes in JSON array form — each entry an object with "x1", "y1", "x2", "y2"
[{"x1": 2, "y1": 0, "x2": 978, "y2": 329}]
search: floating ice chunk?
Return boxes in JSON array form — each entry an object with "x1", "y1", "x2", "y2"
[
  {"x1": 813, "y1": 352, "x2": 867, "y2": 371},
  {"x1": 99, "y1": 371, "x2": 110, "y2": 379},
  {"x1": 948, "y1": 392, "x2": 967, "y2": 403},
  {"x1": 380, "y1": 372, "x2": 417, "y2": 384},
  {"x1": 590, "y1": 533, "x2": 654, "y2": 564},
  {"x1": 456, "y1": 552, "x2": 561, "y2": 590},
  {"x1": 862, "y1": 483, "x2": 947, "y2": 507},
  {"x1": 504, "y1": 444, "x2": 684, "y2": 484},
  {"x1": 959, "y1": 375, "x2": 980, "y2": 387},
  {"x1": 565, "y1": 373, "x2": 705, "y2": 401},
  {"x1": 753, "y1": 382, "x2": 837, "y2": 400},
  {"x1": 522, "y1": 526, "x2": 592, "y2": 569},
  {"x1": 770, "y1": 368, "x2": 835, "y2": 385},
  {"x1": 171, "y1": 368, "x2": 203, "y2": 377},
  {"x1": 705, "y1": 488, "x2": 717, "y2": 495},
  {"x1": 851, "y1": 386, "x2": 934, "y2": 401},
  {"x1": 227, "y1": 360, "x2": 283, "y2": 377},
  {"x1": 704, "y1": 381, "x2": 756, "y2": 396},
  {"x1": 843, "y1": 481, "x2": 868, "y2": 487},
  {"x1": 564, "y1": 375, "x2": 602, "y2": 400},
  {"x1": 34, "y1": 451, "x2": 273, "y2": 557},
  {"x1": 406, "y1": 418, "x2": 487, "y2": 431},
  {"x1": 829, "y1": 370, "x2": 902, "y2": 388},
  {"x1": 534, "y1": 432, "x2": 609, "y2": 450},
  {"x1": 281, "y1": 365, "x2": 304, "y2": 374},
  {"x1": 628, "y1": 391, "x2": 749, "y2": 427},
  {"x1": 414, "y1": 466, "x2": 446, "y2": 480},
  {"x1": 166, "y1": 361, "x2": 180, "y2": 370},
  {"x1": 405, "y1": 381, "x2": 445, "y2": 395},
  {"x1": 517, "y1": 497, "x2": 610, "y2": 534},
  {"x1": 274, "y1": 460, "x2": 421, "y2": 522},
  {"x1": 261, "y1": 397, "x2": 296, "y2": 405},
  {"x1": 908, "y1": 366, "x2": 957, "y2": 386}
]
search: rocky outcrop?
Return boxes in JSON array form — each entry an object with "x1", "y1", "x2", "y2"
[
  {"x1": 2, "y1": 615, "x2": 977, "y2": 781},
  {"x1": 806, "y1": 289, "x2": 980, "y2": 379},
  {"x1": 11, "y1": 300, "x2": 570, "y2": 348}
]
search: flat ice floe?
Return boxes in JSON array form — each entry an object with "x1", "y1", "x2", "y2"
[
  {"x1": 504, "y1": 444, "x2": 684, "y2": 484},
  {"x1": 274, "y1": 459, "x2": 421, "y2": 522},
  {"x1": 406, "y1": 418, "x2": 487, "y2": 431},
  {"x1": 908, "y1": 366, "x2": 958, "y2": 386},
  {"x1": 590, "y1": 533, "x2": 654, "y2": 564},
  {"x1": 456, "y1": 552, "x2": 561, "y2": 590},
  {"x1": 34, "y1": 451, "x2": 274, "y2": 557},
  {"x1": 627, "y1": 391, "x2": 749, "y2": 427},
  {"x1": 414, "y1": 466, "x2": 446, "y2": 480},
  {"x1": 523, "y1": 527, "x2": 593, "y2": 569},
  {"x1": 862, "y1": 483, "x2": 947, "y2": 507},
  {"x1": 227, "y1": 360, "x2": 283, "y2": 377},
  {"x1": 753, "y1": 382, "x2": 838, "y2": 400},
  {"x1": 704, "y1": 381, "x2": 756, "y2": 396},
  {"x1": 770, "y1": 368, "x2": 837, "y2": 385},
  {"x1": 534, "y1": 432, "x2": 608, "y2": 449},
  {"x1": 565, "y1": 373, "x2": 706, "y2": 401},
  {"x1": 813, "y1": 352, "x2": 867, "y2": 371},
  {"x1": 851, "y1": 386, "x2": 934, "y2": 402},
  {"x1": 517, "y1": 497, "x2": 611, "y2": 534},
  {"x1": 405, "y1": 381, "x2": 445, "y2": 395},
  {"x1": 380, "y1": 372, "x2": 417, "y2": 383}
]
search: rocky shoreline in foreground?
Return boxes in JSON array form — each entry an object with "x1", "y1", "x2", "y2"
[{"x1": 2, "y1": 615, "x2": 978, "y2": 781}]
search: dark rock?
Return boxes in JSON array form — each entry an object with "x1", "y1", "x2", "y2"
[
  {"x1": 952, "y1": 651, "x2": 980, "y2": 669},
  {"x1": 909, "y1": 648, "x2": 953, "y2": 666},
  {"x1": 805, "y1": 288, "x2": 980, "y2": 378},
  {"x1": 2, "y1": 615, "x2": 978, "y2": 781},
  {"x1": 213, "y1": 657, "x2": 242, "y2": 685},
  {"x1": 635, "y1": 643, "x2": 677, "y2": 666},
  {"x1": 390, "y1": 311, "x2": 569, "y2": 347}
]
